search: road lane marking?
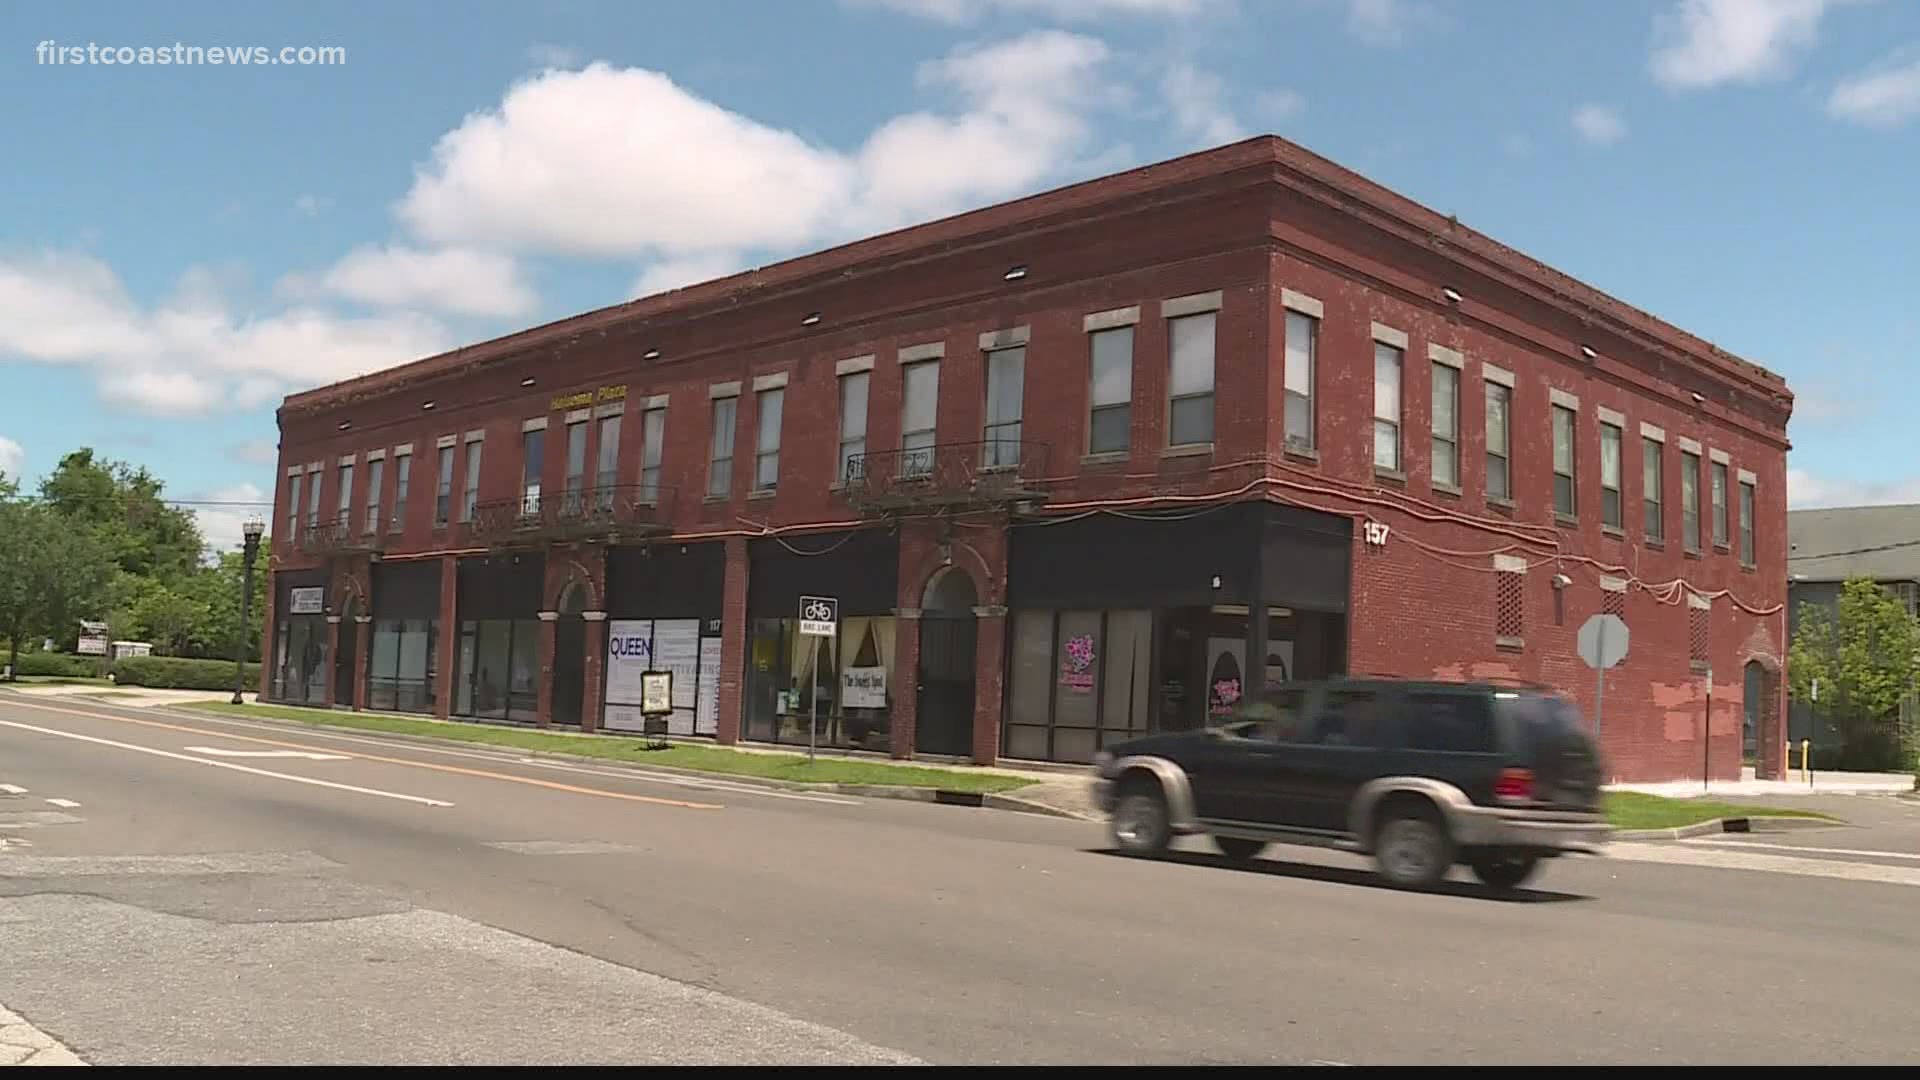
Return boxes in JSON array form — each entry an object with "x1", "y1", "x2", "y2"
[
  {"x1": 1688, "y1": 838, "x2": 1920, "y2": 862},
  {"x1": 184, "y1": 746, "x2": 349, "y2": 761},
  {"x1": 0, "y1": 1002, "x2": 86, "y2": 1066},
  {"x1": 43, "y1": 798, "x2": 80, "y2": 809},
  {"x1": 1612, "y1": 840, "x2": 1920, "y2": 887},
  {"x1": 0, "y1": 784, "x2": 25, "y2": 795},
  {"x1": 0, "y1": 851, "x2": 339, "y2": 878},
  {"x1": 0, "y1": 718, "x2": 453, "y2": 808},
  {"x1": 485, "y1": 839, "x2": 640, "y2": 855},
  {"x1": 2, "y1": 700, "x2": 722, "y2": 811}
]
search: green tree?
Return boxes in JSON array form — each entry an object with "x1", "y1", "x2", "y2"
[
  {"x1": 1789, "y1": 575, "x2": 1920, "y2": 770},
  {"x1": 37, "y1": 449, "x2": 204, "y2": 581},
  {"x1": 130, "y1": 584, "x2": 206, "y2": 657},
  {"x1": 0, "y1": 500, "x2": 113, "y2": 679}
]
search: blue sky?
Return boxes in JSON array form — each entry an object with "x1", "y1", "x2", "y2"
[{"x1": 2, "y1": 0, "x2": 1917, "y2": 545}]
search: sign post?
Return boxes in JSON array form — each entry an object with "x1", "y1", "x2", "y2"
[
  {"x1": 797, "y1": 596, "x2": 839, "y2": 764},
  {"x1": 640, "y1": 669, "x2": 673, "y2": 750},
  {"x1": 1576, "y1": 613, "x2": 1630, "y2": 739}
]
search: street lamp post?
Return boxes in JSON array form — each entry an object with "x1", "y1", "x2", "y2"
[{"x1": 232, "y1": 517, "x2": 265, "y2": 705}]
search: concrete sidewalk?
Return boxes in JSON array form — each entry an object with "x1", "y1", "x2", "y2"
[
  {"x1": 1609, "y1": 765, "x2": 1913, "y2": 798},
  {"x1": 3, "y1": 684, "x2": 258, "y2": 710}
]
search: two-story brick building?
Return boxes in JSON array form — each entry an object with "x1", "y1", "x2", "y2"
[{"x1": 265, "y1": 136, "x2": 1793, "y2": 781}]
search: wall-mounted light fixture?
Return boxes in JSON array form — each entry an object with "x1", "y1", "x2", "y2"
[
  {"x1": 421, "y1": 400, "x2": 436, "y2": 410},
  {"x1": 520, "y1": 376, "x2": 536, "y2": 387},
  {"x1": 1442, "y1": 287, "x2": 1462, "y2": 304},
  {"x1": 1003, "y1": 266, "x2": 1028, "y2": 282},
  {"x1": 1580, "y1": 345, "x2": 1597, "y2": 360},
  {"x1": 336, "y1": 421, "x2": 351, "y2": 431},
  {"x1": 800, "y1": 312, "x2": 822, "y2": 326},
  {"x1": 642, "y1": 348, "x2": 661, "y2": 360}
]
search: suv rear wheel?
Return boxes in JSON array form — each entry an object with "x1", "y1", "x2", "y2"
[
  {"x1": 1110, "y1": 780, "x2": 1171, "y2": 857},
  {"x1": 1374, "y1": 802, "x2": 1453, "y2": 888},
  {"x1": 1467, "y1": 851, "x2": 1540, "y2": 890}
]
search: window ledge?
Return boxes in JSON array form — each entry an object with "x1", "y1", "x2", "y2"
[
  {"x1": 1283, "y1": 444, "x2": 1319, "y2": 462},
  {"x1": 703, "y1": 495, "x2": 731, "y2": 505},
  {"x1": 1601, "y1": 525, "x2": 1626, "y2": 539},
  {"x1": 1374, "y1": 466, "x2": 1407, "y2": 483},
  {"x1": 1683, "y1": 547, "x2": 1702, "y2": 560},
  {"x1": 1487, "y1": 496, "x2": 1516, "y2": 514},
  {"x1": 1645, "y1": 538, "x2": 1666, "y2": 551},
  {"x1": 1741, "y1": 563, "x2": 1757, "y2": 573},
  {"x1": 1495, "y1": 635, "x2": 1524, "y2": 652},
  {"x1": 1080, "y1": 451, "x2": 1129, "y2": 466},
  {"x1": 1161, "y1": 442, "x2": 1214, "y2": 459},
  {"x1": 1555, "y1": 512, "x2": 1579, "y2": 527},
  {"x1": 1714, "y1": 543, "x2": 1732, "y2": 554},
  {"x1": 747, "y1": 488, "x2": 777, "y2": 501},
  {"x1": 1431, "y1": 481, "x2": 1462, "y2": 499}
]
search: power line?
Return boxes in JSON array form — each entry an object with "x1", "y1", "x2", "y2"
[{"x1": 1790, "y1": 537, "x2": 1920, "y2": 562}]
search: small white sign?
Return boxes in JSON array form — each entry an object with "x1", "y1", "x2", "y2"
[
  {"x1": 641, "y1": 671, "x2": 673, "y2": 716},
  {"x1": 842, "y1": 666, "x2": 887, "y2": 709},
  {"x1": 1363, "y1": 520, "x2": 1391, "y2": 548},
  {"x1": 799, "y1": 595, "x2": 838, "y2": 637},
  {"x1": 288, "y1": 587, "x2": 325, "y2": 614}
]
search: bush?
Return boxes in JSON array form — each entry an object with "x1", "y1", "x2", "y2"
[
  {"x1": 112, "y1": 655, "x2": 261, "y2": 691},
  {"x1": 7, "y1": 651, "x2": 104, "y2": 678}
]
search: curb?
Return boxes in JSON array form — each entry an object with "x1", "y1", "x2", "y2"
[
  {"x1": 1613, "y1": 815, "x2": 1842, "y2": 842},
  {"x1": 159, "y1": 704, "x2": 1087, "y2": 821}
]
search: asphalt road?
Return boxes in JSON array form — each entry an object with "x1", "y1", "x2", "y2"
[{"x1": 4, "y1": 691, "x2": 1920, "y2": 1065}]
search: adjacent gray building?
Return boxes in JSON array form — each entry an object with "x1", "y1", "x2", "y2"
[{"x1": 1787, "y1": 504, "x2": 1920, "y2": 751}]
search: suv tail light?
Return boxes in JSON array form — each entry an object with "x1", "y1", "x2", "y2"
[{"x1": 1493, "y1": 767, "x2": 1535, "y2": 804}]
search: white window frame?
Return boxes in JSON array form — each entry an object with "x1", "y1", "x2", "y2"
[
  {"x1": 754, "y1": 385, "x2": 784, "y2": 491},
  {"x1": 1372, "y1": 340, "x2": 1403, "y2": 472}
]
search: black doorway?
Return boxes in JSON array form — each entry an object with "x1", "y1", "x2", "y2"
[
  {"x1": 916, "y1": 569, "x2": 977, "y2": 757},
  {"x1": 333, "y1": 603, "x2": 358, "y2": 708},
  {"x1": 552, "y1": 585, "x2": 587, "y2": 727}
]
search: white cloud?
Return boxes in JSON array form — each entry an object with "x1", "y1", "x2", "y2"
[
  {"x1": 1255, "y1": 88, "x2": 1307, "y2": 124},
  {"x1": 1343, "y1": 0, "x2": 1440, "y2": 46},
  {"x1": 187, "y1": 482, "x2": 272, "y2": 555},
  {"x1": 0, "y1": 249, "x2": 454, "y2": 418},
  {"x1": 400, "y1": 32, "x2": 1120, "y2": 266},
  {"x1": 1571, "y1": 103, "x2": 1629, "y2": 146},
  {"x1": 856, "y1": 0, "x2": 1212, "y2": 22},
  {"x1": 1788, "y1": 468, "x2": 1920, "y2": 509},
  {"x1": 293, "y1": 193, "x2": 331, "y2": 217},
  {"x1": 1162, "y1": 62, "x2": 1245, "y2": 147},
  {"x1": 527, "y1": 43, "x2": 586, "y2": 69},
  {"x1": 0, "y1": 435, "x2": 24, "y2": 482},
  {"x1": 632, "y1": 252, "x2": 750, "y2": 298},
  {"x1": 1828, "y1": 56, "x2": 1920, "y2": 128},
  {"x1": 230, "y1": 440, "x2": 280, "y2": 467},
  {"x1": 294, "y1": 244, "x2": 538, "y2": 318},
  {"x1": 1650, "y1": 0, "x2": 1831, "y2": 90}
]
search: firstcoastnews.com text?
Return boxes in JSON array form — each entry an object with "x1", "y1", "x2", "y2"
[{"x1": 36, "y1": 41, "x2": 347, "y2": 67}]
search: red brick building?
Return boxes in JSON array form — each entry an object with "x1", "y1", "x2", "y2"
[{"x1": 265, "y1": 136, "x2": 1792, "y2": 781}]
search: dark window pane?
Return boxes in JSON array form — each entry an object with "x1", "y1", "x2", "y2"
[{"x1": 1405, "y1": 693, "x2": 1496, "y2": 752}]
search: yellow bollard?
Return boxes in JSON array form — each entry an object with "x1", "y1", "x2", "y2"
[{"x1": 1801, "y1": 739, "x2": 1812, "y2": 786}]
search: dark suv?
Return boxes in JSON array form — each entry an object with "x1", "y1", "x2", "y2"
[{"x1": 1092, "y1": 679, "x2": 1609, "y2": 889}]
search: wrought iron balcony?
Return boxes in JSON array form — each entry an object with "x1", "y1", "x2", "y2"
[
  {"x1": 841, "y1": 440, "x2": 1049, "y2": 514},
  {"x1": 298, "y1": 519, "x2": 385, "y2": 558},
  {"x1": 469, "y1": 484, "x2": 674, "y2": 548}
]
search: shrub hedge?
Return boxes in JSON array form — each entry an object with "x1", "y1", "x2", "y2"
[{"x1": 111, "y1": 655, "x2": 261, "y2": 691}]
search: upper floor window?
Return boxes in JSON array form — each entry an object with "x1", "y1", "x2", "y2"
[
  {"x1": 640, "y1": 404, "x2": 666, "y2": 502},
  {"x1": 1088, "y1": 327, "x2": 1132, "y2": 455},
  {"x1": 1681, "y1": 449, "x2": 1702, "y2": 553},
  {"x1": 709, "y1": 394, "x2": 738, "y2": 498},
  {"x1": 461, "y1": 437, "x2": 483, "y2": 523},
  {"x1": 434, "y1": 445, "x2": 454, "y2": 526},
  {"x1": 1485, "y1": 381, "x2": 1511, "y2": 501},
  {"x1": 286, "y1": 471, "x2": 303, "y2": 538},
  {"x1": 1642, "y1": 437, "x2": 1664, "y2": 542},
  {"x1": 364, "y1": 457, "x2": 384, "y2": 536},
  {"x1": 521, "y1": 427, "x2": 545, "y2": 513},
  {"x1": 596, "y1": 414, "x2": 621, "y2": 505},
  {"x1": 1739, "y1": 477, "x2": 1756, "y2": 566},
  {"x1": 901, "y1": 360, "x2": 939, "y2": 473},
  {"x1": 1284, "y1": 311, "x2": 1317, "y2": 453},
  {"x1": 304, "y1": 468, "x2": 322, "y2": 529},
  {"x1": 564, "y1": 419, "x2": 588, "y2": 501},
  {"x1": 1431, "y1": 361, "x2": 1459, "y2": 488},
  {"x1": 838, "y1": 371, "x2": 869, "y2": 483},
  {"x1": 1711, "y1": 460, "x2": 1729, "y2": 547},
  {"x1": 1167, "y1": 312, "x2": 1215, "y2": 447},
  {"x1": 335, "y1": 462, "x2": 354, "y2": 527},
  {"x1": 754, "y1": 386, "x2": 784, "y2": 490},
  {"x1": 984, "y1": 346, "x2": 1024, "y2": 468},
  {"x1": 391, "y1": 449, "x2": 412, "y2": 532},
  {"x1": 1599, "y1": 421, "x2": 1623, "y2": 529},
  {"x1": 1372, "y1": 342, "x2": 1402, "y2": 472},
  {"x1": 1551, "y1": 405, "x2": 1576, "y2": 518}
]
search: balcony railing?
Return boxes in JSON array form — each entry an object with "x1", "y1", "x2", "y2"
[
  {"x1": 298, "y1": 519, "x2": 385, "y2": 558},
  {"x1": 842, "y1": 440, "x2": 1049, "y2": 514},
  {"x1": 469, "y1": 483, "x2": 675, "y2": 547}
]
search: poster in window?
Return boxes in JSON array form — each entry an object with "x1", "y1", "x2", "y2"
[
  {"x1": 1206, "y1": 637, "x2": 1245, "y2": 717},
  {"x1": 1058, "y1": 632, "x2": 1097, "y2": 693},
  {"x1": 653, "y1": 619, "x2": 700, "y2": 709},
  {"x1": 842, "y1": 666, "x2": 887, "y2": 709},
  {"x1": 289, "y1": 587, "x2": 325, "y2": 614},
  {"x1": 1263, "y1": 641, "x2": 1294, "y2": 691},
  {"x1": 695, "y1": 637, "x2": 722, "y2": 735},
  {"x1": 603, "y1": 619, "x2": 654, "y2": 707}
]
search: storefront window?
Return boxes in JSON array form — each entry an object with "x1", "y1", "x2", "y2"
[
  {"x1": 455, "y1": 619, "x2": 539, "y2": 723},
  {"x1": 746, "y1": 616, "x2": 896, "y2": 751},
  {"x1": 368, "y1": 618, "x2": 437, "y2": 713},
  {"x1": 273, "y1": 616, "x2": 327, "y2": 706},
  {"x1": 1004, "y1": 609, "x2": 1152, "y2": 763}
]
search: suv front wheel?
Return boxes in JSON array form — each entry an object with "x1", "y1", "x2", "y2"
[
  {"x1": 1110, "y1": 781, "x2": 1171, "y2": 857},
  {"x1": 1373, "y1": 803, "x2": 1454, "y2": 888}
]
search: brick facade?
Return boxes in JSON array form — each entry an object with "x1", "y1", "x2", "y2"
[{"x1": 264, "y1": 137, "x2": 1790, "y2": 780}]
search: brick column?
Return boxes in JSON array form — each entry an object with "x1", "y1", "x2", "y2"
[
  {"x1": 257, "y1": 567, "x2": 277, "y2": 701},
  {"x1": 581, "y1": 611, "x2": 606, "y2": 733},
  {"x1": 715, "y1": 537, "x2": 749, "y2": 745},
  {"x1": 352, "y1": 615, "x2": 372, "y2": 711},
  {"x1": 536, "y1": 612, "x2": 558, "y2": 728},
  {"x1": 434, "y1": 555, "x2": 457, "y2": 720},
  {"x1": 970, "y1": 606, "x2": 1006, "y2": 765},
  {"x1": 322, "y1": 615, "x2": 342, "y2": 707},
  {"x1": 891, "y1": 609, "x2": 921, "y2": 759}
]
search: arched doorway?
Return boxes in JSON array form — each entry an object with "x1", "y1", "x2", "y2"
[
  {"x1": 332, "y1": 598, "x2": 359, "y2": 708},
  {"x1": 916, "y1": 568, "x2": 978, "y2": 757},
  {"x1": 552, "y1": 583, "x2": 588, "y2": 726},
  {"x1": 1744, "y1": 659, "x2": 1778, "y2": 774}
]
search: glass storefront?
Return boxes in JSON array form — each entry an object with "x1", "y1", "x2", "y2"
[
  {"x1": 454, "y1": 618, "x2": 541, "y2": 723},
  {"x1": 272, "y1": 615, "x2": 328, "y2": 706},
  {"x1": 368, "y1": 618, "x2": 437, "y2": 713},
  {"x1": 746, "y1": 615, "x2": 897, "y2": 752}
]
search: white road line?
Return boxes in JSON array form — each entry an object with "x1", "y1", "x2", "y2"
[
  {"x1": 159, "y1": 710, "x2": 861, "y2": 805},
  {"x1": 0, "y1": 1002, "x2": 86, "y2": 1066},
  {"x1": 0, "y1": 718, "x2": 453, "y2": 809},
  {"x1": 1689, "y1": 838, "x2": 1920, "y2": 862},
  {"x1": 44, "y1": 798, "x2": 81, "y2": 809},
  {"x1": 0, "y1": 784, "x2": 26, "y2": 795},
  {"x1": 1612, "y1": 841, "x2": 1920, "y2": 888},
  {"x1": 184, "y1": 745, "x2": 349, "y2": 761}
]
